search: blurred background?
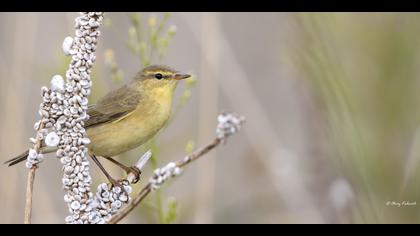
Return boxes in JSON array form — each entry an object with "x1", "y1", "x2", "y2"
[{"x1": 1, "y1": 12, "x2": 420, "y2": 224}]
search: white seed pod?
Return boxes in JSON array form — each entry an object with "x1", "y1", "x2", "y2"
[
  {"x1": 64, "y1": 194, "x2": 73, "y2": 203},
  {"x1": 166, "y1": 162, "x2": 176, "y2": 170},
  {"x1": 45, "y1": 132, "x2": 60, "y2": 147},
  {"x1": 41, "y1": 86, "x2": 49, "y2": 96},
  {"x1": 64, "y1": 166, "x2": 74, "y2": 174},
  {"x1": 73, "y1": 188, "x2": 79, "y2": 195},
  {"x1": 153, "y1": 169, "x2": 161, "y2": 176},
  {"x1": 88, "y1": 18, "x2": 95, "y2": 26},
  {"x1": 75, "y1": 155, "x2": 82, "y2": 164},
  {"x1": 40, "y1": 109, "x2": 49, "y2": 118},
  {"x1": 85, "y1": 43, "x2": 92, "y2": 50},
  {"x1": 101, "y1": 191, "x2": 110, "y2": 199},
  {"x1": 123, "y1": 185, "x2": 132, "y2": 195},
  {"x1": 63, "y1": 109, "x2": 71, "y2": 117},
  {"x1": 70, "y1": 107, "x2": 78, "y2": 114},
  {"x1": 76, "y1": 52, "x2": 83, "y2": 60},
  {"x1": 50, "y1": 75, "x2": 65, "y2": 93},
  {"x1": 79, "y1": 204, "x2": 87, "y2": 211},
  {"x1": 173, "y1": 167, "x2": 183, "y2": 176},
  {"x1": 156, "y1": 176, "x2": 163, "y2": 184},
  {"x1": 99, "y1": 209, "x2": 108, "y2": 216},
  {"x1": 65, "y1": 215, "x2": 74, "y2": 223},
  {"x1": 74, "y1": 219, "x2": 83, "y2": 224},
  {"x1": 57, "y1": 115, "x2": 67, "y2": 124},
  {"x1": 74, "y1": 165, "x2": 80, "y2": 174},
  {"x1": 78, "y1": 66, "x2": 86, "y2": 72},
  {"x1": 118, "y1": 194, "x2": 128, "y2": 202},
  {"x1": 70, "y1": 201, "x2": 81, "y2": 210},
  {"x1": 217, "y1": 114, "x2": 228, "y2": 124},
  {"x1": 81, "y1": 137, "x2": 91, "y2": 145},
  {"x1": 56, "y1": 92, "x2": 64, "y2": 101},
  {"x1": 79, "y1": 19, "x2": 89, "y2": 26},
  {"x1": 33, "y1": 121, "x2": 41, "y2": 130},
  {"x1": 111, "y1": 200, "x2": 122, "y2": 210},
  {"x1": 112, "y1": 186, "x2": 121, "y2": 194},
  {"x1": 25, "y1": 162, "x2": 33, "y2": 169},
  {"x1": 37, "y1": 154, "x2": 44, "y2": 162},
  {"x1": 79, "y1": 79, "x2": 89, "y2": 88},
  {"x1": 99, "y1": 183, "x2": 108, "y2": 192},
  {"x1": 85, "y1": 36, "x2": 92, "y2": 43},
  {"x1": 72, "y1": 213, "x2": 80, "y2": 220},
  {"x1": 28, "y1": 148, "x2": 38, "y2": 159},
  {"x1": 62, "y1": 37, "x2": 74, "y2": 55}
]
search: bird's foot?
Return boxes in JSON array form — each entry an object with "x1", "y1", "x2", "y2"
[
  {"x1": 101, "y1": 156, "x2": 141, "y2": 183},
  {"x1": 126, "y1": 166, "x2": 141, "y2": 184},
  {"x1": 107, "y1": 176, "x2": 124, "y2": 190}
]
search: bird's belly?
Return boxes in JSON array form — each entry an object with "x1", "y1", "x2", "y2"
[{"x1": 86, "y1": 108, "x2": 170, "y2": 157}]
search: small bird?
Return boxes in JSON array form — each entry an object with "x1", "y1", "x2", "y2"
[{"x1": 5, "y1": 65, "x2": 191, "y2": 185}]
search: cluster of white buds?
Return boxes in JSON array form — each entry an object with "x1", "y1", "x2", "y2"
[
  {"x1": 82, "y1": 150, "x2": 151, "y2": 223},
  {"x1": 24, "y1": 12, "x2": 103, "y2": 224},
  {"x1": 26, "y1": 147, "x2": 45, "y2": 169},
  {"x1": 27, "y1": 12, "x2": 142, "y2": 224},
  {"x1": 149, "y1": 162, "x2": 183, "y2": 190},
  {"x1": 58, "y1": 12, "x2": 104, "y2": 224},
  {"x1": 93, "y1": 182, "x2": 132, "y2": 222},
  {"x1": 26, "y1": 84, "x2": 63, "y2": 168},
  {"x1": 216, "y1": 113, "x2": 246, "y2": 139}
]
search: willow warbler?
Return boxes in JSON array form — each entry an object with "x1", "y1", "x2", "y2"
[{"x1": 6, "y1": 65, "x2": 191, "y2": 184}]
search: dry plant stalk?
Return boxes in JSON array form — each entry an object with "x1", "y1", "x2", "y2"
[
  {"x1": 23, "y1": 12, "x2": 106, "y2": 224},
  {"x1": 24, "y1": 109, "x2": 46, "y2": 224},
  {"x1": 24, "y1": 166, "x2": 37, "y2": 224}
]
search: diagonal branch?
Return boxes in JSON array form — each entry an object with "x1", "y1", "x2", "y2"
[{"x1": 109, "y1": 113, "x2": 245, "y2": 224}]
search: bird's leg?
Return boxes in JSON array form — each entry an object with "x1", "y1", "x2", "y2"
[
  {"x1": 101, "y1": 156, "x2": 141, "y2": 184},
  {"x1": 89, "y1": 153, "x2": 122, "y2": 188}
]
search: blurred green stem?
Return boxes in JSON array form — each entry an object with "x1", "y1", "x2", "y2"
[{"x1": 149, "y1": 139, "x2": 165, "y2": 223}]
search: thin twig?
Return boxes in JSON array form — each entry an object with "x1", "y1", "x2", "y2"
[
  {"x1": 24, "y1": 119, "x2": 44, "y2": 224},
  {"x1": 24, "y1": 165, "x2": 37, "y2": 224},
  {"x1": 109, "y1": 137, "x2": 223, "y2": 224}
]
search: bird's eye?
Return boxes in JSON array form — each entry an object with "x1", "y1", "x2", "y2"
[{"x1": 155, "y1": 73, "x2": 163, "y2": 80}]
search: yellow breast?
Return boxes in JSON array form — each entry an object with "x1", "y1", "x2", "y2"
[{"x1": 86, "y1": 87, "x2": 173, "y2": 157}]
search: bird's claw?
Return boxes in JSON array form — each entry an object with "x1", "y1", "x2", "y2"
[{"x1": 126, "y1": 166, "x2": 141, "y2": 184}]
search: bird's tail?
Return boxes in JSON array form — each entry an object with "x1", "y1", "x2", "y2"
[
  {"x1": 4, "y1": 150, "x2": 29, "y2": 166},
  {"x1": 5, "y1": 147, "x2": 56, "y2": 167}
]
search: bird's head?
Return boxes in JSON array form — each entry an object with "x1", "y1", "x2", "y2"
[{"x1": 135, "y1": 65, "x2": 191, "y2": 91}]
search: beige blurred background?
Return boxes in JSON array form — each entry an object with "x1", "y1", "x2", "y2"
[{"x1": 1, "y1": 12, "x2": 420, "y2": 224}]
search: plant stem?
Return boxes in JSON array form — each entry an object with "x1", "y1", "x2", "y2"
[{"x1": 24, "y1": 166, "x2": 37, "y2": 224}]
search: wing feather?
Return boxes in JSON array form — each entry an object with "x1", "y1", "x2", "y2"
[{"x1": 85, "y1": 85, "x2": 141, "y2": 128}]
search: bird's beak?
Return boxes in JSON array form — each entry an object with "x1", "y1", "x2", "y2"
[{"x1": 174, "y1": 73, "x2": 191, "y2": 80}]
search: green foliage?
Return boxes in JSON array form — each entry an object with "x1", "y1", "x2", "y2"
[
  {"x1": 163, "y1": 197, "x2": 178, "y2": 224},
  {"x1": 184, "y1": 140, "x2": 195, "y2": 155},
  {"x1": 294, "y1": 13, "x2": 420, "y2": 223},
  {"x1": 175, "y1": 75, "x2": 197, "y2": 114},
  {"x1": 127, "y1": 13, "x2": 176, "y2": 67},
  {"x1": 104, "y1": 49, "x2": 124, "y2": 83}
]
